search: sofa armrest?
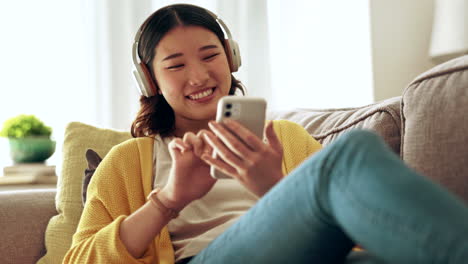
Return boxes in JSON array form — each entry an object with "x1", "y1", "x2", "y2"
[
  {"x1": 402, "y1": 55, "x2": 468, "y2": 203},
  {"x1": 0, "y1": 189, "x2": 57, "y2": 264}
]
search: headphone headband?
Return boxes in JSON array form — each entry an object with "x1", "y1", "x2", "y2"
[
  {"x1": 204, "y1": 9, "x2": 234, "y2": 41},
  {"x1": 131, "y1": 4, "x2": 242, "y2": 97}
]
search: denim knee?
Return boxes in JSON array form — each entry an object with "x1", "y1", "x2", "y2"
[
  {"x1": 338, "y1": 129, "x2": 383, "y2": 149},
  {"x1": 296, "y1": 129, "x2": 389, "y2": 189},
  {"x1": 334, "y1": 129, "x2": 388, "y2": 159},
  {"x1": 325, "y1": 129, "x2": 384, "y2": 160}
]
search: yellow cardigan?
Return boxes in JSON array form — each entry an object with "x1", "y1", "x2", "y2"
[{"x1": 63, "y1": 120, "x2": 322, "y2": 264}]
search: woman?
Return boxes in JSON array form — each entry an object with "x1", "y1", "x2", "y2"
[{"x1": 63, "y1": 4, "x2": 468, "y2": 264}]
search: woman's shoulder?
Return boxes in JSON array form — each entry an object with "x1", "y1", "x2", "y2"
[
  {"x1": 113, "y1": 136, "x2": 154, "y2": 149},
  {"x1": 107, "y1": 137, "x2": 155, "y2": 160}
]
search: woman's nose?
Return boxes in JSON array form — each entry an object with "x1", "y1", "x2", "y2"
[{"x1": 187, "y1": 64, "x2": 209, "y2": 87}]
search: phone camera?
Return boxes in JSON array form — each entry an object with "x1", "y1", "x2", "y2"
[
  {"x1": 226, "y1": 103, "x2": 232, "y2": 109},
  {"x1": 224, "y1": 111, "x2": 231, "y2": 117}
]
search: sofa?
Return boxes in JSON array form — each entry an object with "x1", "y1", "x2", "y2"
[{"x1": 1, "y1": 55, "x2": 467, "y2": 264}]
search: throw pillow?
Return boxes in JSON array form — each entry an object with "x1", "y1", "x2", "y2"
[
  {"x1": 82, "y1": 149, "x2": 102, "y2": 206},
  {"x1": 37, "y1": 122, "x2": 131, "y2": 264}
]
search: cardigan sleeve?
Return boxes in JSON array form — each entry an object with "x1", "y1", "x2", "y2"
[
  {"x1": 62, "y1": 140, "x2": 156, "y2": 264},
  {"x1": 273, "y1": 120, "x2": 323, "y2": 175}
]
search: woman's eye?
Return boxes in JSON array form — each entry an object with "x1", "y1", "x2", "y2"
[
  {"x1": 203, "y1": 53, "x2": 220, "y2": 61},
  {"x1": 166, "y1": 64, "x2": 184, "y2": 70}
]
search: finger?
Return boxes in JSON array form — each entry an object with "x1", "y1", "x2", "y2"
[
  {"x1": 168, "y1": 138, "x2": 185, "y2": 158},
  {"x1": 208, "y1": 121, "x2": 256, "y2": 159},
  {"x1": 183, "y1": 132, "x2": 203, "y2": 156},
  {"x1": 197, "y1": 130, "x2": 213, "y2": 156},
  {"x1": 169, "y1": 138, "x2": 190, "y2": 152},
  {"x1": 264, "y1": 121, "x2": 283, "y2": 153},
  {"x1": 201, "y1": 152, "x2": 238, "y2": 178},
  {"x1": 222, "y1": 119, "x2": 265, "y2": 150},
  {"x1": 203, "y1": 131, "x2": 244, "y2": 170}
]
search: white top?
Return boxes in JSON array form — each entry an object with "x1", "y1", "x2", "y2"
[{"x1": 152, "y1": 135, "x2": 258, "y2": 261}]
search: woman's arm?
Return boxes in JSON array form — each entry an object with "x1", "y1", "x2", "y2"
[
  {"x1": 63, "y1": 140, "x2": 163, "y2": 263},
  {"x1": 119, "y1": 187, "x2": 185, "y2": 258},
  {"x1": 121, "y1": 131, "x2": 219, "y2": 258}
]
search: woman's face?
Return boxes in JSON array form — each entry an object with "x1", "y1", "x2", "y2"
[{"x1": 152, "y1": 25, "x2": 232, "y2": 128}]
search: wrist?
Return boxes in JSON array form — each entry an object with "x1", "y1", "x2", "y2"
[
  {"x1": 147, "y1": 188, "x2": 180, "y2": 219},
  {"x1": 157, "y1": 187, "x2": 188, "y2": 212}
]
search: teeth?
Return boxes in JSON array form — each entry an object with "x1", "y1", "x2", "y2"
[{"x1": 189, "y1": 88, "x2": 213, "y2": 100}]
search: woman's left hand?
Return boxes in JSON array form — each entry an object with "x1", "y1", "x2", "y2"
[{"x1": 201, "y1": 120, "x2": 284, "y2": 197}]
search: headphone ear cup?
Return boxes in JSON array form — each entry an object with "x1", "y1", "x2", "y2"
[
  {"x1": 132, "y1": 62, "x2": 158, "y2": 97},
  {"x1": 224, "y1": 39, "x2": 241, "y2": 72}
]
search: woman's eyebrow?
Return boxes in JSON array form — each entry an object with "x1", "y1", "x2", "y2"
[
  {"x1": 199, "y1": 45, "x2": 219, "y2": 51},
  {"x1": 162, "y1": 53, "x2": 183, "y2": 61}
]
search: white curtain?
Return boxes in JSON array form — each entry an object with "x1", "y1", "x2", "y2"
[
  {"x1": 82, "y1": 0, "x2": 153, "y2": 131},
  {"x1": 0, "y1": 0, "x2": 93, "y2": 166}
]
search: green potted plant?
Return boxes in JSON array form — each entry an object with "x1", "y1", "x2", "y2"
[{"x1": 0, "y1": 114, "x2": 56, "y2": 163}]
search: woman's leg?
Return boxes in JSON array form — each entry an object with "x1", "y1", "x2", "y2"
[{"x1": 189, "y1": 130, "x2": 468, "y2": 264}]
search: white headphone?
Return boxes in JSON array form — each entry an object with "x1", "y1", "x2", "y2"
[{"x1": 131, "y1": 5, "x2": 242, "y2": 97}]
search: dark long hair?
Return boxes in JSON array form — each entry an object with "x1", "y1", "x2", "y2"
[{"x1": 131, "y1": 4, "x2": 245, "y2": 138}]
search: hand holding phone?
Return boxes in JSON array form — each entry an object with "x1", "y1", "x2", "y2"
[{"x1": 210, "y1": 96, "x2": 267, "y2": 179}]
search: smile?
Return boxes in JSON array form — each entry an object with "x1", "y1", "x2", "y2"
[{"x1": 187, "y1": 88, "x2": 215, "y2": 100}]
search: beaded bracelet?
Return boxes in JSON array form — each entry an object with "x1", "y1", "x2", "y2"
[{"x1": 147, "y1": 188, "x2": 179, "y2": 219}]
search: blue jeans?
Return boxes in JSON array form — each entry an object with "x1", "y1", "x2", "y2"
[{"x1": 188, "y1": 130, "x2": 468, "y2": 264}]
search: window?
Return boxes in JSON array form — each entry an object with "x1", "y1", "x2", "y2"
[
  {"x1": 268, "y1": 1, "x2": 373, "y2": 109},
  {"x1": 0, "y1": 1, "x2": 92, "y2": 166}
]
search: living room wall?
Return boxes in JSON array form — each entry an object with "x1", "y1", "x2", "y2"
[{"x1": 370, "y1": 0, "x2": 438, "y2": 101}]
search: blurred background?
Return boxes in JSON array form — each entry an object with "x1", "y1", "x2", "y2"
[{"x1": 0, "y1": 0, "x2": 466, "y2": 167}]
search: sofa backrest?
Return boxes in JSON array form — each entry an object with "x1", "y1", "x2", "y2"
[
  {"x1": 401, "y1": 55, "x2": 468, "y2": 203},
  {"x1": 268, "y1": 96, "x2": 402, "y2": 155}
]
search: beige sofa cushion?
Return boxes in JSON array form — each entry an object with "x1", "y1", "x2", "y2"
[
  {"x1": 268, "y1": 96, "x2": 402, "y2": 155},
  {"x1": 0, "y1": 190, "x2": 56, "y2": 264},
  {"x1": 401, "y1": 55, "x2": 468, "y2": 203},
  {"x1": 37, "y1": 122, "x2": 131, "y2": 264}
]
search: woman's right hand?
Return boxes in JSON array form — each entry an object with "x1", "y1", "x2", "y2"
[{"x1": 158, "y1": 130, "x2": 217, "y2": 212}]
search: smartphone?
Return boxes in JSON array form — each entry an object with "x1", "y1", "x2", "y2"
[{"x1": 210, "y1": 96, "x2": 267, "y2": 179}]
